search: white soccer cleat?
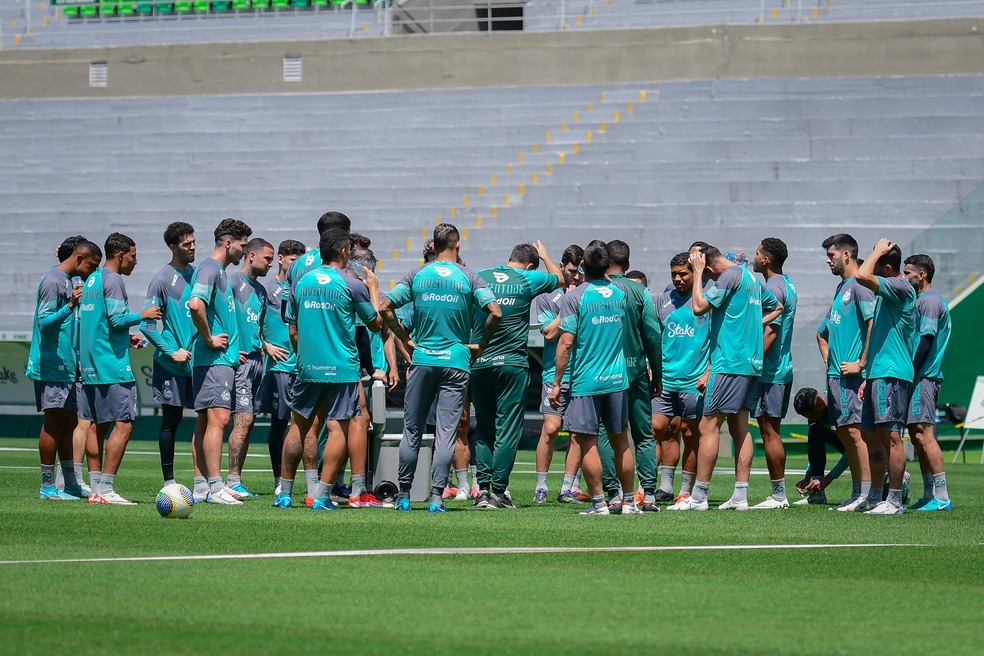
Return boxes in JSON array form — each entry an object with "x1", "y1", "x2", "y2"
[
  {"x1": 750, "y1": 496, "x2": 790, "y2": 510},
  {"x1": 865, "y1": 501, "x2": 904, "y2": 515},
  {"x1": 454, "y1": 487, "x2": 470, "y2": 501},
  {"x1": 717, "y1": 498, "x2": 749, "y2": 511},
  {"x1": 100, "y1": 491, "x2": 137, "y2": 506},
  {"x1": 207, "y1": 488, "x2": 244, "y2": 505},
  {"x1": 836, "y1": 497, "x2": 870, "y2": 512},
  {"x1": 621, "y1": 502, "x2": 644, "y2": 515},
  {"x1": 193, "y1": 490, "x2": 209, "y2": 503},
  {"x1": 667, "y1": 496, "x2": 708, "y2": 511}
]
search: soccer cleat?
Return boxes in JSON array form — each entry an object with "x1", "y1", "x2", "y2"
[
  {"x1": 393, "y1": 496, "x2": 412, "y2": 511},
  {"x1": 835, "y1": 497, "x2": 869, "y2": 512},
  {"x1": 310, "y1": 496, "x2": 339, "y2": 511},
  {"x1": 207, "y1": 488, "x2": 243, "y2": 505},
  {"x1": 348, "y1": 493, "x2": 394, "y2": 509},
  {"x1": 667, "y1": 496, "x2": 708, "y2": 511},
  {"x1": 442, "y1": 485, "x2": 458, "y2": 500},
  {"x1": 101, "y1": 491, "x2": 137, "y2": 506},
  {"x1": 470, "y1": 482, "x2": 480, "y2": 499},
  {"x1": 607, "y1": 496, "x2": 623, "y2": 515},
  {"x1": 573, "y1": 489, "x2": 592, "y2": 503},
  {"x1": 193, "y1": 490, "x2": 209, "y2": 504},
  {"x1": 717, "y1": 498, "x2": 749, "y2": 511},
  {"x1": 579, "y1": 504, "x2": 611, "y2": 516},
  {"x1": 533, "y1": 488, "x2": 548, "y2": 505},
  {"x1": 274, "y1": 484, "x2": 282, "y2": 496},
  {"x1": 272, "y1": 493, "x2": 293, "y2": 509},
  {"x1": 454, "y1": 487, "x2": 470, "y2": 502},
  {"x1": 228, "y1": 483, "x2": 257, "y2": 499},
  {"x1": 63, "y1": 484, "x2": 89, "y2": 499},
  {"x1": 634, "y1": 488, "x2": 645, "y2": 505},
  {"x1": 87, "y1": 492, "x2": 110, "y2": 505},
  {"x1": 304, "y1": 496, "x2": 315, "y2": 508},
  {"x1": 674, "y1": 492, "x2": 691, "y2": 503},
  {"x1": 556, "y1": 490, "x2": 575, "y2": 504},
  {"x1": 331, "y1": 483, "x2": 351, "y2": 500},
  {"x1": 914, "y1": 497, "x2": 953, "y2": 512},
  {"x1": 652, "y1": 489, "x2": 675, "y2": 502},
  {"x1": 641, "y1": 494, "x2": 661, "y2": 513},
  {"x1": 794, "y1": 491, "x2": 828, "y2": 506},
  {"x1": 428, "y1": 501, "x2": 447, "y2": 513},
  {"x1": 906, "y1": 497, "x2": 930, "y2": 510},
  {"x1": 39, "y1": 485, "x2": 81, "y2": 501},
  {"x1": 750, "y1": 497, "x2": 790, "y2": 510},
  {"x1": 865, "y1": 501, "x2": 904, "y2": 515},
  {"x1": 488, "y1": 492, "x2": 516, "y2": 510},
  {"x1": 80, "y1": 481, "x2": 92, "y2": 496},
  {"x1": 902, "y1": 471, "x2": 911, "y2": 505},
  {"x1": 473, "y1": 490, "x2": 492, "y2": 509},
  {"x1": 621, "y1": 502, "x2": 644, "y2": 515}
]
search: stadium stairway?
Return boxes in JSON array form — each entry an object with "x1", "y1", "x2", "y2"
[{"x1": 2, "y1": 75, "x2": 983, "y2": 391}]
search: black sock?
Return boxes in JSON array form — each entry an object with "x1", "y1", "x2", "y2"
[
  {"x1": 159, "y1": 405, "x2": 183, "y2": 482},
  {"x1": 268, "y1": 416, "x2": 288, "y2": 482}
]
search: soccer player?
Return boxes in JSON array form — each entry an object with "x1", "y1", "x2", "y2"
[
  {"x1": 224, "y1": 237, "x2": 274, "y2": 498},
  {"x1": 747, "y1": 237, "x2": 798, "y2": 509},
  {"x1": 902, "y1": 254, "x2": 952, "y2": 511},
  {"x1": 653, "y1": 253, "x2": 709, "y2": 505},
  {"x1": 379, "y1": 223, "x2": 501, "y2": 513},
  {"x1": 791, "y1": 387, "x2": 848, "y2": 505},
  {"x1": 274, "y1": 228, "x2": 383, "y2": 510},
  {"x1": 141, "y1": 221, "x2": 197, "y2": 487},
  {"x1": 533, "y1": 244, "x2": 585, "y2": 504},
  {"x1": 27, "y1": 237, "x2": 102, "y2": 500},
  {"x1": 259, "y1": 239, "x2": 307, "y2": 491},
  {"x1": 855, "y1": 238, "x2": 916, "y2": 515},
  {"x1": 188, "y1": 218, "x2": 252, "y2": 505},
  {"x1": 626, "y1": 270, "x2": 648, "y2": 287},
  {"x1": 816, "y1": 233, "x2": 876, "y2": 512},
  {"x1": 472, "y1": 241, "x2": 561, "y2": 509},
  {"x1": 594, "y1": 240, "x2": 662, "y2": 512},
  {"x1": 79, "y1": 233, "x2": 160, "y2": 505},
  {"x1": 668, "y1": 245, "x2": 781, "y2": 511},
  {"x1": 549, "y1": 240, "x2": 637, "y2": 515}
]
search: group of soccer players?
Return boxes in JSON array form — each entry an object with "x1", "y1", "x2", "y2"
[{"x1": 26, "y1": 212, "x2": 953, "y2": 514}]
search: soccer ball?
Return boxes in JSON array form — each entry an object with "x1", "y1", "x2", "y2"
[{"x1": 156, "y1": 483, "x2": 195, "y2": 519}]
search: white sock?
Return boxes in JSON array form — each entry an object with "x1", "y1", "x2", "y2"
[
  {"x1": 304, "y1": 469, "x2": 319, "y2": 498},
  {"x1": 456, "y1": 468, "x2": 469, "y2": 490},
  {"x1": 90, "y1": 471, "x2": 102, "y2": 495},
  {"x1": 932, "y1": 472, "x2": 949, "y2": 501},
  {"x1": 535, "y1": 471, "x2": 548, "y2": 491},
  {"x1": 659, "y1": 466, "x2": 676, "y2": 495},
  {"x1": 680, "y1": 471, "x2": 695, "y2": 495},
  {"x1": 770, "y1": 478, "x2": 787, "y2": 501},
  {"x1": 101, "y1": 473, "x2": 116, "y2": 494},
  {"x1": 732, "y1": 481, "x2": 748, "y2": 504}
]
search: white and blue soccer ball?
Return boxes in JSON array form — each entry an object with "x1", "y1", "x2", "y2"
[{"x1": 156, "y1": 483, "x2": 195, "y2": 519}]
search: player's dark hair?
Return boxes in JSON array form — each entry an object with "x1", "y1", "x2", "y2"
[
  {"x1": 701, "y1": 245, "x2": 724, "y2": 263},
  {"x1": 57, "y1": 235, "x2": 87, "y2": 263},
  {"x1": 277, "y1": 239, "x2": 307, "y2": 257},
  {"x1": 349, "y1": 232, "x2": 371, "y2": 250},
  {"x1": 75, "y1": 239, "x2": 103, "y2": 262},
  {"x1": 876, "y1": 243, "x2": 903, "y2": 273},
  {"x1": 317, "y1": 211, "x2": 351, "y2": 235},
  {"x1": 560, "y1": 244, "x2": 583, "y2": 267},
  {"x1": 904, "y1": 254, "x2": 936, "y2": 283},
  {"x1": 690, "y1": 241, "x2": 711, "y2": 251},
  {"x1": 510, "y1": 243, "x2": 540, "y2": 268},
  {"x1": 582, "y1": 240, "x2": 610, "y2": 278},
  {"x1": 348, "y1": 248, "x2": 377, "y2": 275},
  {"x1": 246, "y1": 237, "x2": 273, "y2": 254},
  {"x1": 793, "y1": 387, "x2": 820, "y2": 418},
  {"x1": 607, "y1": 240, "x2": 630, "y2": 269},
  {"x1": 626, "y1": 270, "x2": 648, "y2": 286},
  {"x1": 320, "y1": 228, "x2": 351, "y2": 263},
  {"x1": 433, "y1": 223, "x2": 460, "y2": 252},
  {"x1": 422, "y1": 239, "x2": 436, "y2": 263},
  {"x1": 214, "y1": 218, "x2": 252, "y2": 243},
  {"x1": 104, "y1": 232, "x2": 136, "y2": 259},
  {"x1": 670, "y1": 252, "x2": 691, "y2": 269},
  {"x1": 821, "y1": 233, "x2": 859, "y2": 259},
  {"x1": 759, "y1": 237, "x2": 788, "y2": 267},
  {"x1": 164, "y1": 221, "x2": 194, "y2": 247}
]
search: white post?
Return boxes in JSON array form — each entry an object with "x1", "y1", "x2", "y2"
[
  {"x1": 349, "y1": 0, "x2": 357, "y2": 37},
  {"x1": 383, "y1": 0, "x2": 392, "y2": 36},
  {"x1": 25, "y1": 0, "x2": 32, "y2": 34},
  {"x1": 797, "y1": 0, "x2": 803, "y2": 22},
  {"x1": 560, "y1": 0, "x2": 566, "y2": 30},
  {"x1": 758, "y1": 0, "x2": 765, "y2": 23}
]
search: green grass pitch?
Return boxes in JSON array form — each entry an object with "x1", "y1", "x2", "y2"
[{"x1": 1, "y1": 436, "x2": 982, "y2": 655}]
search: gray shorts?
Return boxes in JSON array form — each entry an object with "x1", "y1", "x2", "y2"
[
  {"x1": 80, "y1": 382, "x2": 137, "y2": 424},
  {"x1": 826, "y1": 376, "x2": 863, "y2": 427},
  {"x1": 703, "y1": 373, "x2": 754, "y2": 416},
  {"x1": 651, "y1": 389, "x2": 702, "y2": 420},
  {"x1": 234, "y1": 352, "x2": 264, "y2": 414},
  {"x1": 862, "y1": 377, "x2": 911, "y2": 432},
  {"x1": 152, "y1": 362, "x2": 194, "y2": 410},
  {"x1": 259, "y1": 370, "x2": 295, "y2": 421},
  {"x1": 291, "y1": 381, "x2": 361, "y2": 421},
  {"x1": 33, "y1": 380, "x2": 78, "y2": 413},
  {"x1": 564, "y1": 391, "x2": 629, "y2": 436},
  {"x1": 192, "y1": 365, "x2": 236, "y2": 412},
  {"x1": 745, "y1": 382, "x2": 792, "y2": 419},
  {"x1": 908, "y1": 378, "x2": 941, "y2": 426},
  {"x1": 540, "y1": 381, "x2": 572, "y2": 417}
]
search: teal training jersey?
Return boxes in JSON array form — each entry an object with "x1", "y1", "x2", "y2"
[
  {"x1": 386, "y1": 261, "x2": 496, "y2": 373},
  {"x1": 283, "y1": 247, "x2": 320, "y2": 317},
  {"x1": 140, "y1": 264, "x2": 195, "y2": 378},
  {"x1": 558, "y1": 279, "x2": 629, "y2": 397},
  {"x1": 285, "y1": 265, "x2": 378, "y2": 384},
  {"x1": 190, "y1": 257, "x2": 240, "y2": 369},
  {"x1": 228, "y1": 270, "x2": 267, "y2": 355},
  {"x1": 609, "y1": 273, "x2": 662, "y2": 379},
  {"x1": 26, "y1": 267, "x2": 78, "y2": 383},
  {"x1": 914, "y1": 288, "x2": 950, "y2": 381},
  {"x1": 867, "y1": 276, "x2": 917, "y2": 382},
  {"x1": 655, "y1": 289, "x2": 710, "y2": 393},
  {"x1": 472, "y1": 265, "x2": 558, "y2": 370},
  {"x1": 262, "y1": 276, "x2": 296, "y2": 374},
  {"x1": 370, "y1": 331, "x2": 388, "y2": 371},
  {"x1": 760, "y1": 273, "x2": 798, "y2": 385},
  {"x1": 704, "y1": 266, "x2": 766, "y2": 376},
  {"x1": 533, "y1": 288, "x2": 571, "y2": 385},
  {"x1": 78, "y1": 269, "x2": 141, "y2": 385},
  {"x1": 818, "y1": 277, "x2": 877, "y2": 378}
]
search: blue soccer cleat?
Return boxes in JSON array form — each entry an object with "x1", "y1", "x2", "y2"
[
  {"x1": 311, "y1": 496, "x2": 338, "y2": 511},
  {"x1": 39, "y1": 485, "x2": 81, "y2": 501},
  {"x1": 428, "y1": 501, "x2": 447, "y2": 513},
  {"x1": 393, "y1": 496, "x2": 412, "y2": 511},
  {"x1": 906, "y1": 497, "x2": 930, "y2": 511},
  {"x1": 272, "y1": 492, "x2": 293, "y2": 509},
  {"x1": 62, "y1": 484, "x2": 89, "y2": 499},
  {"x1": 228, "y1": 483, "x2": 257, "y2": 499},
  {"x1": 914, "y1": 497, "x2": 953, "y2": 512}
]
